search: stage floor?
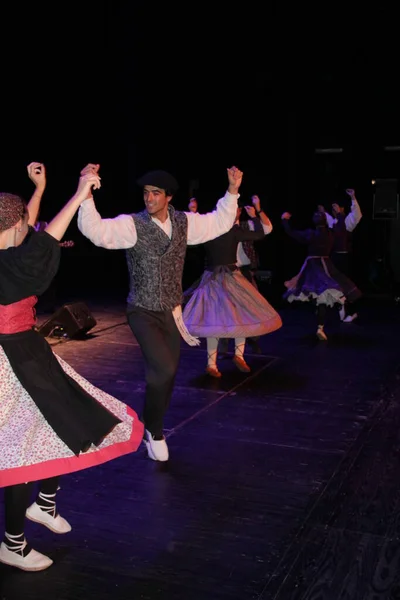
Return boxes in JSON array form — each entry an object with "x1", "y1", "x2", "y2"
[{"x1": 2, "y1": 297, "x2": 400, "y2": 599}]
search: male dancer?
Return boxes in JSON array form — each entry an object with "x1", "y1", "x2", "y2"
[
  {"x1": 77, "y1": 164, "x2": 242, "y2": 462},
  {"x1": 183, "y1": 196, "x2": 204, "y2": 288},
  {"x1": 237, "y1": 195, "x2": 272, "y2": 285},
  {"x1": 188, "y1": 197, "x2": 198, "y2": 213},
  {"x1": 318, "y1": 188, "x2": 362, "y2": 322}
]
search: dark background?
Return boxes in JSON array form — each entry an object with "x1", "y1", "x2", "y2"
[{"x1": 1, "y1": 3, "x2": 400, "y2": 305}]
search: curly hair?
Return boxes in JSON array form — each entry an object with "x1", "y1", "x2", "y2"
[{"x1": 0, "y1": 193, "x2": 27, "y2": 232}]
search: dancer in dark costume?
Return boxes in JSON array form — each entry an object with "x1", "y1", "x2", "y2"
[
  {"x1": 218, "y1": 194, "x2": 273, "y2": 357},
  {"x1": 318, "y1": 188, "x2": 362, "y2": 322},
  {"x1": 188, "y1": 197, "x2": 198, "y2": 213},
  {"x1": 183, "y1": 209, "x2": 282, "y2": 377},
  {"x1": 183, "y1": 197, "x2": 205, "y2": 289},
  {"x1": 281, "y1": 210, "x2": 361, "y2": 341},
  {"x1": 0, "y1": 166, "x2": 143, "y2": 572}
]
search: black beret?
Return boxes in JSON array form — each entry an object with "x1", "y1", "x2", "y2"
[{"x1": 136, "y1": 170, "x2": 179, "y2": 195}]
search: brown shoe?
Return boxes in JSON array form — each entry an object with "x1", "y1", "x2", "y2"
[
  {"x1": 232, "y1": 356, "x2": 251, "y2": 372},
  {"x1": 206, "y1": 366, "x2": 222, "y2": 378}
]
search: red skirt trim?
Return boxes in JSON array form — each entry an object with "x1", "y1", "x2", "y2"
[{"x1": 0, "y1": 407, "x2": 144, "y2": 488}]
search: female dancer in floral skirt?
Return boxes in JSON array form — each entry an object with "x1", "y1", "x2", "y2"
[{"x1": 0, "y1": 165, "x2": 143, "y2": 571}]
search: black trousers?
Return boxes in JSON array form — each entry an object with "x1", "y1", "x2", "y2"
[
  {"x1": 238, "y1": 265, "x2": 260, "y2": 343},
  {"x1": 4, "y1": 476, "x2": 60, "y2": 536},
  {"x1": 127, "y1": 307, "x2": 181, "y2": 438},
  {"x1": 331, "y1": 252, "x2": 358, "y2": 316},
  {"x1": 239, "y1": 265, "x2": 257, "y2": 288},
  {"x1": 316, "y1": 303, "x2": 327, "y2": 326},
  {"x1": 331, "y1": 252, "x2": 351, "y2": 278}
]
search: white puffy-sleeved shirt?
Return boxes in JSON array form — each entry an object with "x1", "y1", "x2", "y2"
[
  {"x1": 77, "y1": 191, "x2": 239, "y2": 248},
  {"x1": 77, "y1": 191, "x2": 240, "y2": 345},
  {"x1": 325, "y1": 199, "x2": 362, "y2": 232}
]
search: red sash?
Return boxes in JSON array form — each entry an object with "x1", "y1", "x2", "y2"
[{"x1": 0, "y1": 296, "x2": 37, "y2": 334}]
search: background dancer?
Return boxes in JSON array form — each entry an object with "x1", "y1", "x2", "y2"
[
  {"x1": 183, "y1": 197, "x2": 204, "y2": 289},
  {"x1": 219, "y1": 194, "x2": 273, "y2": 357},
  {"x1": 188, "y1": 197, "x2": 198, "y2": 213},
  {"x1": 281, "y1": 210, "x2": 361, "y2": 341},
  {"x1": 318, "y1": 187, "x2": 362, "y2": 322},
  {"x1": 183, "y1": 210, "x2": 282, "y2": 378}
]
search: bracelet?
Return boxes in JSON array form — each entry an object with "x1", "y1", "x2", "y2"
[{"x1": 256, "y1": 209, "x2": 262, "y2": 215}]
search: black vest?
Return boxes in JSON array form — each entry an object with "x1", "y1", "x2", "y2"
[
  {"x1": 126, "y1": 206, "x2": 188, "y2": 311},
  {"x1": 332, "y1": 214, "x2": 352, "y2": 253}
]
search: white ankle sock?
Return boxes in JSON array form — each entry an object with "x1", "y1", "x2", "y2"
[
  {"x1": 207, "y1": 337, "x2": 219, "y2": 368},
  {"x1": 234, "y1": 337, "x2": 246, "y2": 358}
]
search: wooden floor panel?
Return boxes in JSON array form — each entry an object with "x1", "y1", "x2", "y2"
[{"x1": 2, "y1": 298, "x2": 400, "y2": 599}]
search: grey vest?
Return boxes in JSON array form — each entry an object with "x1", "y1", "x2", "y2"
[{"x1": 126, "y1": 206, "x2": 188, "y2": 311}]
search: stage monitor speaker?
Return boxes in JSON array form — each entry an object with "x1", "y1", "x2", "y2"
[
  {"x1": 38, "y1": 302, "x2": 97, "y2": 339},
  {"x1": 373, "y1": 178, "x2": 399, "y2": 219}
]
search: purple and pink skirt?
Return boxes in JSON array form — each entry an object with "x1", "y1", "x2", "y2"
[{"x1": 183, "y1": 267, "x2": 282, "y2": 338}]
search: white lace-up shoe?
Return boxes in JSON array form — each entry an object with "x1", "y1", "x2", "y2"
[
  {"x1": 26, "y1": 502, "x2": 71, "y2": 534},
  {"x1": 144, "y1": 429, "x2": 169, "y2": 461},
  {"x1": 343, "y1": 313, "x2": 358, "y2": 323},
  {"x1": 0, "y1": 537, "x2": 53, "y2": 572}
]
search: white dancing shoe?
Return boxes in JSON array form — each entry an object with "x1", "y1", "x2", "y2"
[
  {"x1": 343, "y1": 313, "x2": 358, "y2": 323},
  {"x1": 144, "y1": 429, "x2": 169, "y2": 462},
  {"x1": 26, "y1": 502, "x2": 72, "y2": 534},
  {"x1": 0, "y1": 539, "x2": 53, "y2": 572}
]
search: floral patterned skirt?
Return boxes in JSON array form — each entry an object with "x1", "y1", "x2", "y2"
[{"x1": 0, "y1": 331, "x2": 144, "y2": 488}]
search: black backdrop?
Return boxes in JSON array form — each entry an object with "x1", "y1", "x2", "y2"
[{"x1": 2, "y1": 3, "x2": 400, "y2": 303}]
